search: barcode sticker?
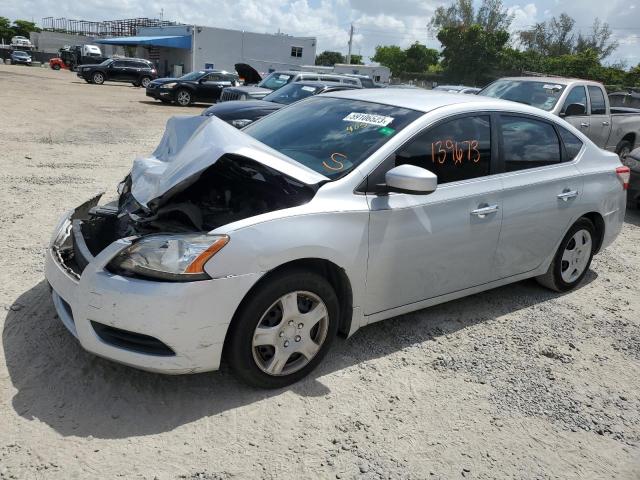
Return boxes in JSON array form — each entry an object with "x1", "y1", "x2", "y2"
[{"x1": 343, "y1": 112, "x2": 394, "y2": 127}]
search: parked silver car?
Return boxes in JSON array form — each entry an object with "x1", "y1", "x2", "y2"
[{"x1": 45, "y1": 90, "x2": 628, "y2": 388}]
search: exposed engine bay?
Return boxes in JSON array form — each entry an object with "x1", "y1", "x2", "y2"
[{"x1": 82, "y1": 155, "x2": 316, "y2": 257}]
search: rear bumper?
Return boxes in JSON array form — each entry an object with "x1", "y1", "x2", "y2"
[{"x1": 45, "y1": 207, "x2": 262, "y2": 374}]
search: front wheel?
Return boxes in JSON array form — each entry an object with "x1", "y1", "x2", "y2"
[
  {"x1": 536, "y1": 218, "x2": 596, "y2": 292},
  {"x1": 51, "y1": 64, "x2": 61, "y2": 70},
  {"x1": 175, "y1": 89, "x2": 192, "y2": 106},
  {"x1": 225, "y1": 269, "x2": 339, "y2": 388},
  {"x1": 92, "y1": 72, "x2": 104, "y2": 85}
]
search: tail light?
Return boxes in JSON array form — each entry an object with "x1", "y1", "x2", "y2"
[
  {"x1": 616, "y1": 166, "x2": 630, "y2": 190},
  {"x1": 151, "y1": 69, "x2": 157, "y2": 74}
]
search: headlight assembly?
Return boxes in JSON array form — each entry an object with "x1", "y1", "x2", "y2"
[
  {"x1": 109, "y1": 234, "x2": 229, "y2": 281},
  {"x1": 230, "y1": 119, "x2": 253, "y2": 128},
  {"x1": 160, "y1": 82, "x2": 178, "y2": 89}
]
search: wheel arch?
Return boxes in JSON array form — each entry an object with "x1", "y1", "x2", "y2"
[
  {"x1": 617, "y1": 133, "x2": 636, "y2": 151},
  {"x1": 581, "y1": 211, "x2": 605, "y2": 253},
  {"x1": 225, "y1": 258, "x2": 354, "y2": 347}
]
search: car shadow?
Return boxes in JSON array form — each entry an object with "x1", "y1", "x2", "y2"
[
  {"x1": 3, "y1": 269, "x2": 598, "y2": 440},
  {"x1": 70, "y1": 81, "x2": 141, "y2": 88}
]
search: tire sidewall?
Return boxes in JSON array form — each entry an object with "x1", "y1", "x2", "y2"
[
  {"x1": 226, "y1": 269, "x2": 339, "y2": 388},
  {"x1": 551, "y1": 218, "x2": 596, "y2": 291},
  {"x1": 616, "y1": 140, "x2": 632, "y2": 160}
]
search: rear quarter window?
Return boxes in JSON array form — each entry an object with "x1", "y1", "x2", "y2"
[{"x1": 558, "y1": 126, "x2": 584, "y2": 161}]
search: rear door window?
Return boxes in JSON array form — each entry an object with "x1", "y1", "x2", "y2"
[
  {"x1": 394, "y1": 115, "x2": 492, "y2": 184},
  {"x1": 500, "y1": 115, "x2": 561, "y2": 171},
  {"x1": 588, "y1": 86, "x2": 606, "y2": 115}
]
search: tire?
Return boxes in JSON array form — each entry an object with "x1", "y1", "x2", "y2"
[
  {"x1": 536, "y1": 218, "x2": 596, "y2": 292},
  {"x1": 52, "y1": 64, "x2": 61, "y2": 70},
  {"x1": 140, "y1": 76, "x2": 151, "y2": 88},
  {"x1": 616, "y1": 139, "x2": 633, "y2": 161},
  {"x1": 92, "y1": 72, "x2": 105, "y2": 85},
  {"x1": 175, "y1": 89, "x2": 192, "y2": 106},
  {"x1": 225, "y1": 268, "x2": 339, "y2": 388},
  {"x1": 132, "y1": 82, "x2": 140, "y2": 87}
]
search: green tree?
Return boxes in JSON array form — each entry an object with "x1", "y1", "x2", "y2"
[
  {"x1": 349, "y1": 54, "x2": 363, "y2": 65},
  {"x1": 371, "y1": 45, "x2": 406, "y2": 76},
  {"x1": 519, "y1": 14, "x2": 618, "y2": 61},
  {"x1": 430, "y1": 0, "x2": 513, "y2": 32},
  {"x1": 404, "y1": 42, "x2": 439, "y2": 72},
  {"x1": 0, "y1": 16, "x2": 12, "y2": 43},
  {"x1": 315, "y1": 50, "x2": 345, "y2": 66},
  {"x1": 11, "y1": 19, "x2": 40, "y2": 38},
  {"x1": 438, "y1": 24, "x2": 509, "y2": 85}
]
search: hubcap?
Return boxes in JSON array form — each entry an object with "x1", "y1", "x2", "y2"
[
  {"x1": 141, "y1": 77, "x2": 150, "y2": 87},
  {"x1": 560, "y1": 229, "x2": 592, "y2": 283},
  {"x1": 177, "y1": 91, "x2": 190, "y2": 105},
  {"x1": 252, "y1": 291, "x2": 329, "y2": 376},
  {"x1": 94, "y1": 73, "x2": 103, "y2": 83}
]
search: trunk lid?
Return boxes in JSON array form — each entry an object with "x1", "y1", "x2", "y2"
[{"x1": 235, "y1": 63, "x2": 262, "y2": 84}]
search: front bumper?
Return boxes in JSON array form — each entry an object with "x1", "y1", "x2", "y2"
[
  {"x1": 145, "y1": 87, "x2": 174, "y2": 101},
  {"x1": 45, "y1": 206, "x2": 262, "y2": 374}
]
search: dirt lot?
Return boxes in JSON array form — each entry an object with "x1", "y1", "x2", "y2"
[{"x1": 0, "y1": 65, "x2": 639, "y2": 480}]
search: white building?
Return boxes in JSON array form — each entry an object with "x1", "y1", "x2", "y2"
[
  {"x1": 97, "y1": 25, "x2": 317, "y2": 77},
  {"x1": 302, "y1": 63, "x2": 391, "y2": 83}
]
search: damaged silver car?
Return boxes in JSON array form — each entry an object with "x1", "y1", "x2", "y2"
[{"x1": 46, "y1": 90, "x2": 627, "y2": 388}]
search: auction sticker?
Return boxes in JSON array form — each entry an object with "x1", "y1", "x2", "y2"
[
  {"x1": 301, "y1": 86, "x2": 316, "y2": 92},
  {"x1": 343, "y1": 112, "x2": 394, "y2": 127}
]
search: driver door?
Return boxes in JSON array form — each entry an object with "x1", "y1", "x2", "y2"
[
  {"x1": 365, "y1": 114, "x2": 503, "y2": 315},
  {"x1": 560, "y1": 86, "x2": 590, "y2": 138}
]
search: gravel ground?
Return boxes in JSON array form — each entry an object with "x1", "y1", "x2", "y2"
[{"x1": 0, "y1": 65, "x2": 639, "y2": 480}]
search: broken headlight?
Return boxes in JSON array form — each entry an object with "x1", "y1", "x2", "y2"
[{"x1": 109, "y1": 234, "x2": 229, "y2": 281}]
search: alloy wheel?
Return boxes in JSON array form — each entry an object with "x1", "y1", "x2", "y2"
[
  {"x1": 176, "y1": 90, "x2": 191, "y2": 106},
  {"x1": 560, "y1": 229, "x2": 592, "y2": 283},
  {"x1": 141, "y1": 77, "x2": 151, "y2": 88},
  {"x1": 93, "y1": 73, "x2": 104, "y2": 84},
  {"x1": 251, "y1": 291, "x2": 329, "y2": 376}
]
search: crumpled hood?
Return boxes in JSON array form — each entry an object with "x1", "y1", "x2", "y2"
[{"x1": 130, "y1": 115, "x2": 328, "y2": 209}]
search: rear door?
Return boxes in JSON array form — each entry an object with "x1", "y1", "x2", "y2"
[
  {"x1": 365, "y1": 114, "x2": 503, "y2": 315},
  {"x1": 494, "y1": 114, "x2": 584, "y2": 278},
  {"x1": 109, "y1": 60, "x2": 129, "y2": 81},
  {"x1": 198, "y1": 73, "x2": 232, "y2": 102},
  {"x1": 586, "y1": 86, "x2": 612, "y2": 148},
  {"x1": 561, "y1": 85, "x2": 591, "y2": 138}
]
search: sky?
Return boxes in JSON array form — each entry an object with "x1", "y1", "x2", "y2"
[{"x1": 1, "y1": 0, "x2": 638, "y2": 67}]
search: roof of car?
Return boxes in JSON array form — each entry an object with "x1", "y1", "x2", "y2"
[
  {"x1": 496, "y1": 76, "x2": 603, "y2": 86},
  {"x1": 323, "y1": 88, "x2": 514, "y2": 113},
  {"x1": 292, "y1": 80, "x2": 361, "y2": 88}
]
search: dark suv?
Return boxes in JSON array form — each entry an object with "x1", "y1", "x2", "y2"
[
  {"x1": 146, "y1": 70, "x2": 240, "y2": 106},
  {"x1": 77, "y1": 58, "x2": 158, "y2": 87}
]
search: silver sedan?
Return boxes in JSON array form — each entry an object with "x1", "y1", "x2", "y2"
[{"x1": 45, "y1": 89, "x2": 629, "y2": 388}]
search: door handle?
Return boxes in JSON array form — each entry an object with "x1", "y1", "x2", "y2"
[
  {"x1": 602, "y1": 121, "x2": 610, "y2": 126},
  {"x1": 557, "y1": 190, "x2": 578, "y2": 201},
  {"x1": 580, "y1": 122, "x2": 590, "y2": 128},
  {"x1": 471, "y1": 204, "x2": 499, "y2": 218}
]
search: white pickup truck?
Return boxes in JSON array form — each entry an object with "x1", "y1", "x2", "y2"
[{"x1": 479, "y1": 76, "x2": 640, "y2": 158}]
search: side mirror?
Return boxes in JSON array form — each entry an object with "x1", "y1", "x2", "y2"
[
  {"x1": 384, "y1": 164, "x2": 437, "y2": 195},
  {"x1": 563, "y1": 103, "x2": 586, "y2": 117}
]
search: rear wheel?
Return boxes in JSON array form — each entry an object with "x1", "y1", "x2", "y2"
[
  {"x1": 616, "y1": 139, "x2": 633, "y2": 161},
  {"x1": 226, "y1": 269, "x2": 339, "y2": 388},
  {"x1": 175, "y1": 89, "x2": 192, "y2": 106},
  {"x1": 140, "y1": 76, "x2": 152, "y2": 88},
  {"x1": 51, "y1": 64, "x2": 61, "y2": 70},
  {"x1": 92, "y1": 72, "x2": 104, "y2": 85},
  {"x1": 536, "y1": 218, "x2": 595, "y2": 292}
]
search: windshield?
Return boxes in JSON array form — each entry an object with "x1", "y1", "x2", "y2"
[
  {"x1": 14, "y1": 51, "x2": 28, "y2": 56},
  {"x1": 99, "y1": 59, "x2": 112, "y2": 66},
  {"x1": 258, "y1": 72, "x2": 294, "y2": 91},
  {"x1": 243, "y1": 96, "x2": 421, "y2": 179},
  {"x1": 179, "y1": 71, "x2": 207, "y2": 81},
  {"x1": 480, "y1": 80, "x2": 566, "y2": 111},
  {"x1": 263, "y1": 83, "x2": 323, "y2": 105}
]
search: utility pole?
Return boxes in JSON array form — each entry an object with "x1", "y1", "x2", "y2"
[{"x1": 346, "y1": 23, "x2": 354, "y2": 64}]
